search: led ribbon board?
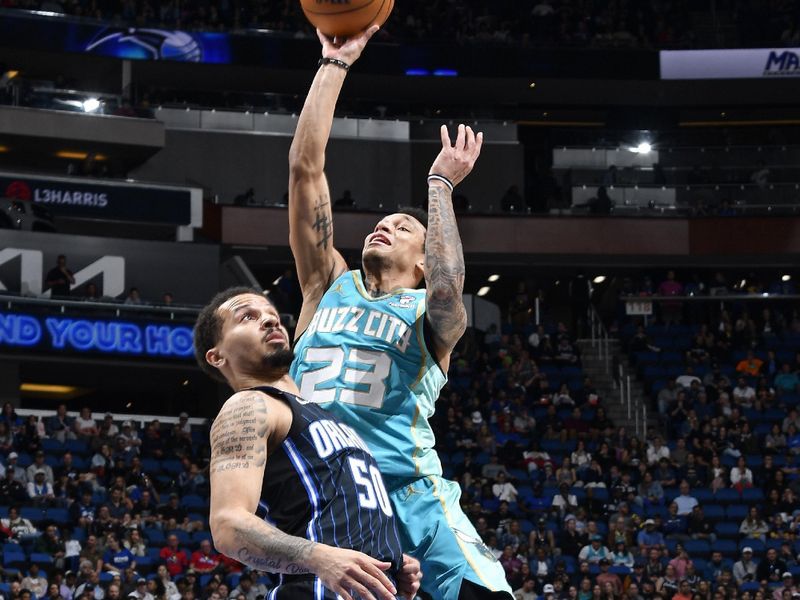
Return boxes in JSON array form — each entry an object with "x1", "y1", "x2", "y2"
[{"x1": 0, "y1": 311, "x2": 194, "y2": 360}]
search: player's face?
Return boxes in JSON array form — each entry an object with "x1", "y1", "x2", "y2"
[
  {"x1": 212, "y1": 294, "x2": 292, "y2": 374},
  {"x1": 362, "y1": 213, "x2": 426, "y2": 272}
]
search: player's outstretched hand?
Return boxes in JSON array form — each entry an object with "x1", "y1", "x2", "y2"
[
  {"x1": 428, "y1": 124, "x2": 484, "y2": 188},
  {"x1": 310, "y1": 544, "x2": 397, "y2": 600},
  {"x1": 397, "y1": 554, "x2": 422, "y2": 599},
  {"x1": 317, "y1": 25, "x2": 380, "y2": 67}
]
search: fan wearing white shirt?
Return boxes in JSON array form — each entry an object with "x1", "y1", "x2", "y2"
[{"x1": 492, "y1": 472, "x2": 519, "y2": 503}]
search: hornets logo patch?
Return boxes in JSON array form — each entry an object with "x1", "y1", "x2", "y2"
[
  {"x1": 452, "y1": 528, "x2": 498, "y2": 562},
  {"x1": 389, "y1": 294, "x2": 417, "y2": 309}
]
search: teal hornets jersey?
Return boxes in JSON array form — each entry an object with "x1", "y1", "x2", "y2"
[{"x1": 290, "y1": 270, "x2": 447, "y2": 482}]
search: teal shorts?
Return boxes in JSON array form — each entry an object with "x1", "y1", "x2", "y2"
[{"x1": 388, "y1": 475, "x2": 513, "y2": 600}]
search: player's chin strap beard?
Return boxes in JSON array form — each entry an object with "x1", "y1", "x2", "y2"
[{"x1": 263, "y1": 348, "x2": 295, "y2": 371}]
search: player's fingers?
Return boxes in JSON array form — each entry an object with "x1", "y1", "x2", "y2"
[
  {"x1": 332, "y1": 586, "x2": 353, "y2": 600},
  {"x1": 465, "y1": 126, "x2": 476, "y2": 151},
  {"x1": 355, "y1": 568, "x2": 395, "y2": 600},
  {"x1": 316, "y1": 28, "x2": 331, "y2": 46},
  {"x1": 364, "y1": 561, "x2": 397, "y2": 595},
  {"x1": 364, "y1": 24, "x2": 380, "y2": 39},
  {"x1": 347, "y1": 578, "x2": 377, "y2": 600},
  {"x1": 440, "y1": 124, "x2": 451, "y2": 149},
  {"x1": 474, "y1": 131, "x2": 484, "y2": 158},
  {"x1": 455, "y1": 123, "x2": 466, "y2": 151}
]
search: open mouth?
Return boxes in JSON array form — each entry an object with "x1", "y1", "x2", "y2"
[
  {"x1": 368, "y1": 233, "x2": 391, "y2": 247},
  {"x1": 264, "y1": 331, "x2": 285, "y2": 344}
]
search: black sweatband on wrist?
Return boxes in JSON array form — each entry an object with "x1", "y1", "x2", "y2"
[
  {"x1": 318, "y1": 57, "x2": 350, "y2": 71},
  {"x1": 427, "y1": 174, "x2": 454, "y2": 192}
]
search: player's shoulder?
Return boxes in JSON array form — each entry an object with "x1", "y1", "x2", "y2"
[{"x1": 213, "y1": 389, "x2": 269, "y2": 427}]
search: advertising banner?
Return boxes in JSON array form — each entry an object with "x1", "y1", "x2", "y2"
[
  {"x1": 0, "y1": 172, "x2": 201, "y2": 226},
  {"x1": 660, "y1": 48, "x2": 800, "y2": 80},
  {"x1": 0, "y1": 309, "x2": 194, "y2": 361},
  {"x1": 0, "y1": 230, "x2": 219, "y2": 303}
]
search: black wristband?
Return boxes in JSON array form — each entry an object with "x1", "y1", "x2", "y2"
[
  {"x1": 427, "y1": 174, "x2": 454, "y2": 192},
  {"x1": 318, "y1": 57, "x2": 350, "y2": 71}
]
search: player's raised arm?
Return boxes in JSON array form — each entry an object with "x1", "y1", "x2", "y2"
[
  {"x1": 209, "y1": 391, "x2": 397, "y2": 600},
  {"x1": 288, "y1": 26, "x2": 379, "y2": 334},
  {"x1": 424, "y1": 124, "x2": 484, "y2": 366}
]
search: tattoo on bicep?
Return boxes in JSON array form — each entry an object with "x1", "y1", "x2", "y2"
[
  {"x1": 210, "y1": 394, "x2": 269, "y2": 474},
  {"x1": 425, "y1": 186, "x2": 467, "y2": 344},
  {"x1": 312, "y1": 195, "x2": 333, "y2": 249}
]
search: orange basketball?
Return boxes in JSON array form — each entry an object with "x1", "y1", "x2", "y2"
[{"x1": 300, "y1": 0, "x2": 394, "y2": 38}]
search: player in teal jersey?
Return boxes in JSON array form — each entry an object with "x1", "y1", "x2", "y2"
[{"x1": 285, "y1": 26, "x2": 513, "y2": 600}]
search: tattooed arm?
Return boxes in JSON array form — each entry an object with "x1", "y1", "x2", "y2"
[
  {"x1": 425, "y1": 124, "x2": 484, "y2": 368},
  {"x1": 209, "y1": 390, "x2": 397, "y2": 600},
  {"x1": 288, "y1": 27, "x2": 379, "y2": 337}
]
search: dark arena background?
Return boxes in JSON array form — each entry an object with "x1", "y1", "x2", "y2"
[{"x1": 2, "y1": 1, "x2": 800, "y2": 599}]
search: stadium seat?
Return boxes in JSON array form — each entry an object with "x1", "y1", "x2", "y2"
[
  {"x1": 684, "y1": 540, "x2": 711, "y2": 556},
  {"x1": 714, "y1": 522, "x2": 739, "y2": 539},
  {"x1": 726, "y1": 505, "x2": 748, "y2": 520},
  {"x1": 714, "y1": 489, "x2": 740, "y2": 504}
]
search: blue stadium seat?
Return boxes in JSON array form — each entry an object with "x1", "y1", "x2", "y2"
[
  {"x1": 739, "y1": 539, "x2": 765, "y2": 555},
  {"x1": 703, "y1": 504, "x2": 725, "y2": 521},
  {"x1": 693, "y1": 489, "x2": 713, "y2": 503},
  {"x1": 726, "y1": 505, "x2": 748, "y2": 521},
  {"x1": 714, "y1": 489, "x2": 740, "y2": 504},
  {"x1": 0, "y1": 584, "x2": 11, "y2": 596},
  {"x1": 40, "y1": 439, "x2": 64, "y2": 452},
  {"x1": 740, "y1": 583, "x2": 761, "y2": 593},
  {"x1": 741, "y1": 488, "x2": 764, "y2": 503},
  {"x1": 141, "y1": 458, "x2": 162, "y2": 474},
  {"x1": 182, "y1": 495, "x2": 207, "y2": 509},
  {"x1": 99, "y1": 572, "x2": 114, "y2": 583},
  {"x1": 29, "y1": 553, "x2": 54, "y2": 567},
  {"x1": 714, "y1": 540, "x2": 738, "y2": 556},
  {"x1": 714, "y1": 522, "x2": 739, "y2": 539},
  {"x1": 162, "y1": 460, "x2": 184, "y2": 475},
  {"x1": 143, "y1": 528, "x2": 165, "y2": 545},
  {"x1": 47, "y1": 508, "x2": 70, "y2": 525},
  {"x1": 20, "y1": 507, "x2": 46, "y2": 524},
  {"x1": 64, "y1": 439, "x2": 89, "y2": 455}
]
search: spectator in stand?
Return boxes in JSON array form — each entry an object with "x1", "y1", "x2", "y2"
[
  {"x1": 757, "y1": 548, "x2": 787, "y2": 585},
  {"x1": 774, "y1": 573, "x2": 797, "y2": 600},
  {"x1": 740, "y1": 506, "x2": 770, "y2": 542},
  {"x1": 733, "y1": 548, "x2": 758, "y2": 585},
  {"x1": 730, "y1": 456, "x2": 754, "y2": 490},
  {"x1": 775, "y1": 364, "x2": 800, "y2": 394},
  {"x1": 189, "y1": 539, "x2": 220, "y2": 575},
  {"x1": 155, "y1": 565, "x2": 180, "y2": 600},
  {"x1": 636, "y1": 473, "x2": 664, "y2": 507},
  {"x1": 141, "y1": 422, "x2": 166, "y2": 459},
  {"x1": 647, "y1": 437, "x2": 670, "y2": 465},
  {"x1": 21, "y1": 564, "x2": 49, "y2": 598},
  {"x1": 1, "y1": 505, "x2": 37, "y2": 540},
  {"x1": 123, "y1": 529, "x2": 147, "y2": 557},
  {"x1": 674, "y1": 481, "x2": 698, "y2": 516},
  {"x1": 103, "y1": 535, "x2": 136, "y2": 574},
  {"x1": 637, "y1": 519, "x2": 665, "y2": 555},
  {"x1": 578, "y1": 535, "x2": 610, "y2": 564},
  {"x1": 26, "y1": 450, "x2": 55, "y2": 485},
  {"x1": 117, "y1": 421, "x2": 142, "y2": 455},
  {"x1": 160, "y1": 534, "x2": 189, "y2": 577},
  {"x1": 492, "y1": 472, "x2": 519, "y2": 503},
  {"x1": 46, "y1": 403, "x2": 76, "y2": 442},
  {"x1": 736, "y1": 350, "x2": 764, "y2": 376},
  {"x1": 733, "y1": 377, "x2": 757, "y2": 404},
  {"x1": 45, "y1": 254, "x2": 76, "y2": 297},
  {"x1": 686, "y1": 505, "x2": 715, "y2": 543},
  {"x1": 552, "y1": 482, "x2": 579, "y2": 517},
  {"x1": 657, "y1": 271, "x2": 684, "y2": 325},
  {"x1": 74, "y1": 407, "x2": 99, "y2": 440},
  {"x1": 36, "y1": 524, "x2": 67, "y2": 570},
  {"x1": 79, "y1": 534, "x2": 103, "y2": 573},
  {"x1": 27, "y1": 469, "x2": 55, "y2": 506},
  {"x1": 596, "y1": 559, "x2": 622, "y2": 594},
  {"x1": 124, "y1": 287, "x2": 143, "y2": 305}
]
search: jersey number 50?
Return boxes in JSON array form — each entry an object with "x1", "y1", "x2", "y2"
[{"x1": 298, "y1": 347, "x2": 391, "y2": 409}]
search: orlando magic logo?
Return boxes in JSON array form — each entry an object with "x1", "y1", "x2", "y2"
[{"x1": 86, "y1": 28, "x2": 202, "y2": 62}]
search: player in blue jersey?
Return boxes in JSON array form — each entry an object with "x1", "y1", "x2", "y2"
[
  {"x1": 194, "y1": 288, "x2": 421, "y2": 600},
  {"x1": 286, "y1": 27, "x2": 513, "y2": 600}
]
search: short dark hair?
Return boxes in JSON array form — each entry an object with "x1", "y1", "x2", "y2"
[
  {"x1": 398, "y1": 206, "x2": 428, "y2": 230},
  {"x1": 193, "y1": 286, "x2": 262, "y2": 383}
]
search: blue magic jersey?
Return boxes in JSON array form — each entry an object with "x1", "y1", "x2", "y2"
[{"x1": 290, "y1": 270, "x2": 446, "y2": 483}]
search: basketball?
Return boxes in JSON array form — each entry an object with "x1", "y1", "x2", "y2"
[{"x1": 300, "y1": 0, "x2": 394, "y2": 38}]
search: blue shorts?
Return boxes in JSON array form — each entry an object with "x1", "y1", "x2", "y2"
[{"x1": 388, "y1": 476, "x2": 513, "y2": 600}]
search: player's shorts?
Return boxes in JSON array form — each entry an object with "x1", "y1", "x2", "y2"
[{"x1": 388, "y1": 475, "x2": 514, "y2": 600}]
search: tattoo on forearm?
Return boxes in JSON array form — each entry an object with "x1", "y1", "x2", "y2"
[
  {"x1": 210, "y1": 393, "x2": 268, "y2": 474},
  {"x1": 425, "y1": 185, "x2": 467, "y2": 348},
  {"x1": 312, "y1": 196, "x2": 333, "y2": 249},
  {"x1": 233, "y1": 524, "x2": 315, "y2": 575}
]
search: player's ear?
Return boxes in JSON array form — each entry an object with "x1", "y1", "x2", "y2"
[
  {"x1": 414, "y1": 258, "x2": 425, "y2": 285},
  {"x1": 206, "y1": 347, "x2": 225, "y2": 369}
]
